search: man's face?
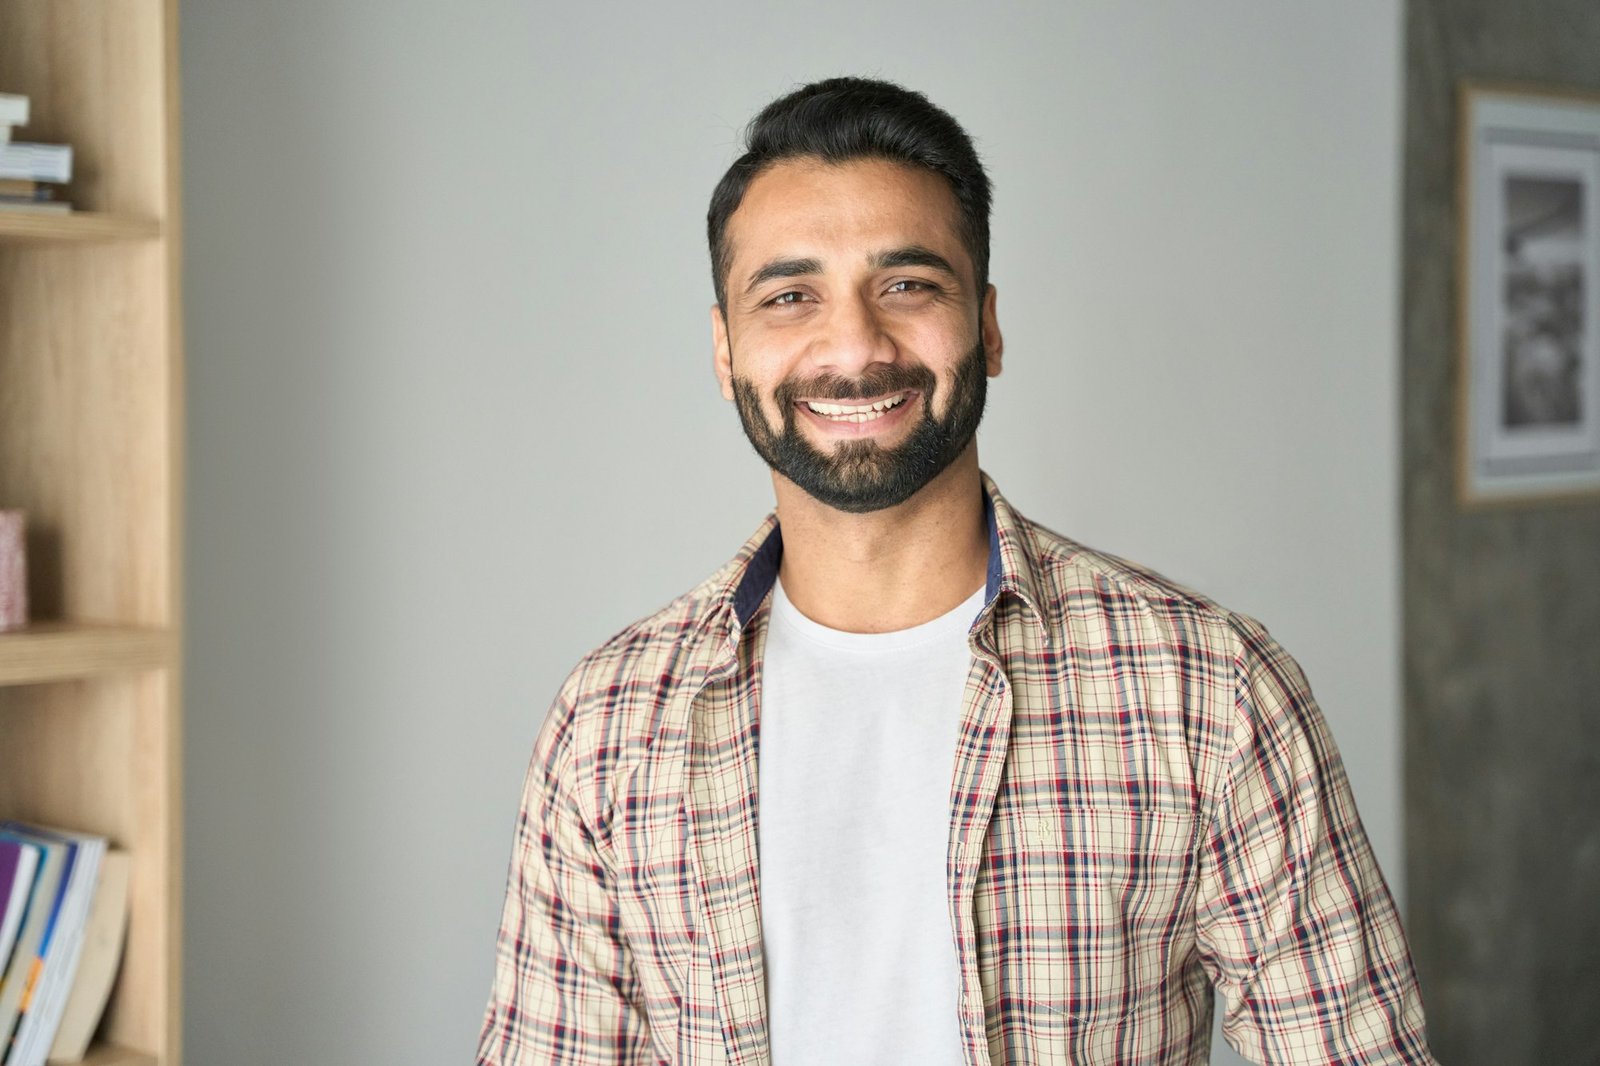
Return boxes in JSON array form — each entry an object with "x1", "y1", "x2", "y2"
[{"x1": 712, "y1": 157, "x2": 1002, "y2": 513}]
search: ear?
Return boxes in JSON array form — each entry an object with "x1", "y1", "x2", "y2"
[
  {"x1": 711, "y1": 304, "x2": 735, "y2": 401},
  {"x1": 981, "y1": 284, "x2": 1004, "y2": 377}
]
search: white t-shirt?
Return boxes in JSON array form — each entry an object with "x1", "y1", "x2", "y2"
[{"x1": 757, "y1": 577, "x2": 985, "y2": 1066}]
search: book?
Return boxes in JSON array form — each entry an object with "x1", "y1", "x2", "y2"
[
  {"x1": 0, "y1": 201, "x2": 70, "y2": 216},
  {"x1": 0, "y1": 825, "x2": 103, "y2": 1066},
  {"x1": 45, "y1": 851, "x2": 128, "y2": 1065},
  {"x1": 0, "y1": 844, "x2": 41, "y2": 978},
  {"x1": 0, "y1": 95, "x2": 26, "y2": 128},
  {"x1": 0, "y1": 838, "x2": 65, "y2": 1063},
  {"x1": 0, "y1": 513, "x2": 23, "y2": 633},
  {"x1": 0, "y1": 181, "x2": 51, "y2": 200},
  {"x1": 0, "y1": 144, "x2": 70, "y2": 185},
  {"x1": 0, "y1": 828, "x2": 78, "y2": 1066}
]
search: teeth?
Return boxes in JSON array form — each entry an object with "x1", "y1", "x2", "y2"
[{"x1": 805, "y1": 394, "x2": 908, "y2": 419}]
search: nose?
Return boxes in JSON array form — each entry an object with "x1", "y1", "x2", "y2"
[{"x1": 811, "y1": 292, "x2": 897, "y2": 379}]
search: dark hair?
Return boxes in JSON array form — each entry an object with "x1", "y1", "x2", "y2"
[{"x1": 706, "y1": 76, "x2": 991, "y2": 312}]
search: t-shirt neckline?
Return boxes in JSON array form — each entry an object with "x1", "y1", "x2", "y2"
[{"x1": 769, "y1": 577, "x2": 986, "y2": 653}]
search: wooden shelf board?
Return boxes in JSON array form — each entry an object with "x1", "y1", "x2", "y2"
[
  {"x1": 0, "y1": 623, "x2": 174, "y2": 685},
  {"x1": 0, "y1": 210, "x2": 161, "y2": 243},
  {"x1": 74, "y1": 1044, "x2": 158, "y2": 1066}
]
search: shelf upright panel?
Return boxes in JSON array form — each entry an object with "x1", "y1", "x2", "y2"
[{"x1": 0, "y1": 1, "x2": 183, "y2": 1062}]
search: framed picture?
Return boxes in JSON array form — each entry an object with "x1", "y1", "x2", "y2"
[{"x1": 1458, "y1": 83, "x2": 1600, "y2": 504}]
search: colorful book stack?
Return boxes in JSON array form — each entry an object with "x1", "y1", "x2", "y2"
[
  {"x1": 0, "y1": 825, "x2": 130, "y2": 1066},
  {"x1": 0, "y1": 93, "x2": 73, "y2": 215}
]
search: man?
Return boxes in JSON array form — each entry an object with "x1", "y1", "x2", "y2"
[{"x1": 477, "y1": 77, "x2": 1435, "y2": 1066}]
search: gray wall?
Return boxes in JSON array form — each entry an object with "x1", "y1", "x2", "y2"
[
  {"x1": 1403, "y1": 2, "x2": 1600, "y2": 1063},
  {"x1": 180, "y1": 2, "x2": 1403, "y2": 1062}
]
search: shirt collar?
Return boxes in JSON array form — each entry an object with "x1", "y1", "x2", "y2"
[{"x1": 717, "y1": 471, "x2": 1050, "y2": 645}]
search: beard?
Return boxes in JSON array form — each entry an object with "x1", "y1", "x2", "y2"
[{"x1": 730, "y1": 338, "x2": 988, "y2": 514}]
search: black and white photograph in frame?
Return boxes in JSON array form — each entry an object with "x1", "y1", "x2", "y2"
[{"x1": 1460, "y1": 85, "x2": 1600, "y2": 504}]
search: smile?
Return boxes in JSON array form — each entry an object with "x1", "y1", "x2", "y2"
[{"x1": 798, "y1": 392, "x2": 912, "y2": 423}]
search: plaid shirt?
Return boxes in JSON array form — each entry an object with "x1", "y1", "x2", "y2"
[{"x1": 477, "y1": 475, "x2": 1435, "y2": 1065}]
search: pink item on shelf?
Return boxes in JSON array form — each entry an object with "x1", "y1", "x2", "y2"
[{"x1": 0, "y1": 511, "x2": 27, "y2": 631}]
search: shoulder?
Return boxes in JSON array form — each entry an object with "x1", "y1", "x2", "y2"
[
  {"x1": 1011, "y1": 512, "x2": 1332, "y2": 817},
  {"x1": 1018, "y1": 513, "x2": 1266, "y2": 664},
  {"x1": 531, "y1": 553, "x2": 746, "y2": 794},
  {"x1": 1016, "y1": 515, "x2": 1325, "y2": 759},
  {"x1": 560, "y1": 565, "x2": 733, "y2": 712}
]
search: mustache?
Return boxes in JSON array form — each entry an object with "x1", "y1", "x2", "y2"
[{"x1": 771, "y1": 363, "x2": 937, "y2": 405}]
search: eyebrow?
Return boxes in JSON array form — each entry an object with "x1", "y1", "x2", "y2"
[
  {"x1": 741, "y1": 246, "x2": 963, "y2": 300},
  {"x1": 868, "y1": 246, "x2": 961, "y2": 279},
  {"x1": 742, "y1": 257, "x2": 823, "y2": 298}
]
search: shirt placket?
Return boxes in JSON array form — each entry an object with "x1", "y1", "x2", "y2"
[
  {"x1": 684, "y1": 624, "x2": 771, "y2": 1066},
  {"x1": 949, "y1": 613, "x2": 1019, "y2": 1066}
]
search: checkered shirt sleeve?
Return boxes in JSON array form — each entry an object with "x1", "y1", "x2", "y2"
[
  {"x1": 475, "y1": 692, "x2": 656, "y2": 1066},
  {"x1": 1195, "y1": 614, "x2": 1434, "y2": 1063}
]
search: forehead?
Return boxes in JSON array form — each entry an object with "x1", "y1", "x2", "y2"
[{"x1": 726, "y1": 157, "x2": 968, "y2": 279}]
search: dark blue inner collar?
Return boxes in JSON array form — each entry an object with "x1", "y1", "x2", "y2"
[
  {"x1": 730, "y1": 491, "x2": 1003, "y2": 631},
  {"x1": 732, "y1": 524, "x2": 784, "y2": 629}
]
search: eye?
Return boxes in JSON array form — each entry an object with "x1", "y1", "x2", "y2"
[
  {"x1": 886, "y1": 279, "x2": 935, "y2": 295},
  {"x1": 765, "y1": 291, "x2": 810, "y2": 307}
]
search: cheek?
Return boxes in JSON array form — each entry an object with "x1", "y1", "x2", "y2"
[
  {"x1": 910, "y1": 316, "x2": 978, "y2": 364},
  {"x1": 731, "y1": 340, "x2": 800, "y2": 396},
  {"x1": 738, "y1": 326, "x2": 805, "y2": 370}
]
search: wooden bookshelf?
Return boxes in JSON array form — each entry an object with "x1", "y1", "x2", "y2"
[
  {"x1": 0, "y1": 624, "x2": 174, "y2": 686},
  {"x1": 0, "y1": 1, "x2": 184, "y2": 1064},
  {"x1": 77, "y1": 1046, "x2": 157, "y2": 1066},
  {"x1": 0, "y1": 211, "x2": 162, "y2": 243}
]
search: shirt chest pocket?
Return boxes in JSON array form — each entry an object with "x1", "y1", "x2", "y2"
[{"x1": 988, "y1": 804, "x2": 1198, "y2": 1008}]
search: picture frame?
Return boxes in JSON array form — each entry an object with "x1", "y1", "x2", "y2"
[{"x1": 1457, "y1": 83, "x2": 1600, "y2": 505}]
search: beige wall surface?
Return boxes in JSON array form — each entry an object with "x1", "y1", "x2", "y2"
[{"x1": 180, "y1": 2, "x2": 1402, "y2": 1062}]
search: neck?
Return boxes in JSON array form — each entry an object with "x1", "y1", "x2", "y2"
[{"x1": 770, "y1": 445, "x2": 988, "y2": 634}]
